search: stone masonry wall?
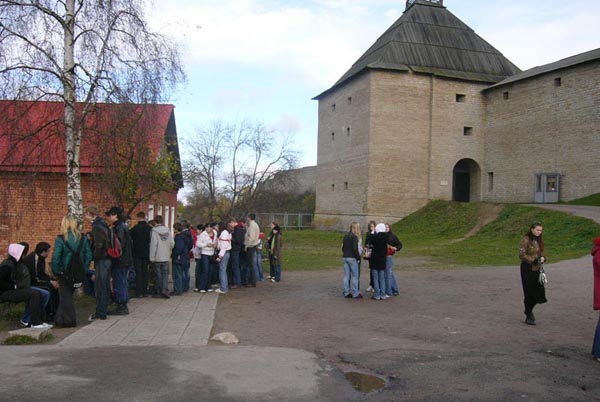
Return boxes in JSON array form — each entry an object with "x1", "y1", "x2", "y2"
[{"x1": 483, "y1": 60, "x2": 600, "y2": 203}]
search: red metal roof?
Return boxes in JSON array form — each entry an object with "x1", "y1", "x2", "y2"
[{"x1": 0, "y1": 100, "x2": 175, "y2": 174}]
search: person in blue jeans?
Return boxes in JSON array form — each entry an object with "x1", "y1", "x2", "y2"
[
  {"x1": 384, "y1": 223, "x2": 402, "y2": 297},
  {"x1": 256, "y1": 233, "x2": 265, "y2": 281},
  {"x1": 368, "y1": 223, "x2": 388, "y2": 300},
  {"x1": 171, "y1": 222, "x2": 188, "y2": 295},
  {"x1": 86, "y1": 205, "x2": 112, "y2": 321},
  {"x1": 342, "y1": 222, "x2": 362, "y2": 298},
  {"x1": 197, "y1": 223, "x2": 217, "y2": 293},
  {"x1": 215, "y1": 218, "x2": 235, "y2": 294},
  {"x1": 105, "y1": 206, "x2": 133, "y2": 315}
]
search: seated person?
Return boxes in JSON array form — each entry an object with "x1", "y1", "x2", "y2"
[
  {"x1": 23, "y1": 242, "x2": 58, "y2": 322},
  {"x1": 0, "y1": 243, "x2": 52, "y2": 329}
]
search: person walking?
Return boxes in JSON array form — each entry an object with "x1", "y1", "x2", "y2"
[
  {"x1": 149, "y1": 215, "x2": 174, "y2": 298},
  {"x1": 518, "y1": 222, "x2": 547, "y2": 325},
  {"x1": 51, "y1": 215, "x2": 92, "y2": 327},
  {"x1": 369, "y1": 223, "x2": 388, "y2": 300},
  {"x1": 342, "y1": 222, "x2": 362, "y2": 299},
  {"x1": 105, "y1": 206, "x2": 134, "y2": 315},
  {"x1": 130, "y1": 211, "x2": 152, "y2": 298},
  {"x1": 591, "y1": 237, "x2": 600, "y2": 361}
]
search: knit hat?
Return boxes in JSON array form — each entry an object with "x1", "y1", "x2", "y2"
[
  {"x1": 8, "y1": 243, "x2": 25, "y2": 261},
  {"x1": 375, "y1": 223, "x2": 386, "y2": 233},
  {"x1": 594, "y1": 238, "x2": 600, "y2": 246}
]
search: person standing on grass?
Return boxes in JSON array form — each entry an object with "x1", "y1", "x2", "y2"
[
  {"x1": 149, "y1": 215, "x2": 174, "y2": 298},
  {"x1": 385, "y1": 223, "x2": 402, "y2": 297},
  {"x1": 591, "y1": 237, "x2": 600, "y2": 361},
  {"x1": 215, "y1": 218, "x2": 235, "y2": 294},
  {"x1": 369, "y1": 223, "x2": 388, "y2": 300},
  {"x1": 130, "y1": 211, "x2": 152, "y2": 298},
  {"x1": 342, "y1": 222, "x2": 362, "y2": 299},
  {"x1": 269, "y1": 224, "x2": 283, "y2": 283},
  {"x1": 518, "y1": 222, "x2": 547, "y2": 325}
]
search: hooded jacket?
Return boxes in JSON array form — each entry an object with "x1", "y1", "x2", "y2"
[
  {"x1": 150, "y1": 224, "x2": 174, "y2": 263},
  {"x1": 592, "y1": 238, "x2": 600, "y2": 310}
]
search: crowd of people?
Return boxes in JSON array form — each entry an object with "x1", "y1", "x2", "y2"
[
  {"x1": 0, "y1": 207, "x2": 283, "y2": 328},
  {"x1": 341, "y1": 221, "x2": 402, "y2": 300}
]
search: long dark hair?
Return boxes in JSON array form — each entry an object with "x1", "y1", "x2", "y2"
[{"x1": 525, "y1": 223, "x2": 544, "y2": 253}]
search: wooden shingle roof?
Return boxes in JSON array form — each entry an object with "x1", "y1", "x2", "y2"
[{"x1": 315, "y1": 0, "x2": 521, "y2": 99}]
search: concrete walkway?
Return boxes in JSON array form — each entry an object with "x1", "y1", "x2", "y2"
[
  {"x1": 527, "y1": 203, "x2": 600, "y2": 224},
  {"x1": 58, "y1": 292, "x2": 218, "y2": 348}
]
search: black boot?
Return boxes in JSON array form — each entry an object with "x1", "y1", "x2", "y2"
[{"x1": 525, "y1": 312, "x2": 536, "y2": 325}]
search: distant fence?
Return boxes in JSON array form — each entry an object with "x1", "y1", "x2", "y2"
[{"x1": 256, "y1": 213, "x2": 313, "y2": 230}]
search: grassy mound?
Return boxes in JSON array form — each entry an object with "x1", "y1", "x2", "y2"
[{"x1": 565, "y1": 193, "x2": 600, "y2": 206}]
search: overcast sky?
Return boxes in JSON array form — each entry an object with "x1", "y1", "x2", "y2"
[{"x1": 148, "y1": 0, "x2": 600, "y2": 168}]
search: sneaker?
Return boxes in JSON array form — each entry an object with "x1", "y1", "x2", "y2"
[
  {"x1": 344, "y1": 293, "x2": 353, "y2": 298},
  {"x1": 266, "y1": 276, "x2": 272, "y2": 279},
  {"x1": 270, "y1": 278, "x2": 276, "y2": 283},
  {"x1": 199, "y1": 290, "x2": 206, "y2": 294},
  {"x1": 392, "y1": 291, "x2": 399, "y2": 296},
  {"x1": 161, "y1": 291, "x2": 171, "y2": 299},
  {"x1": 89, "y1": 313, "x2": 107, "y2": 321},
  {"x1": 32, "y1": 322, "x2": 53, "y2": 329},
  {"x1": 371, "y1": 296, "x2": 381, "y2": 300},
  {"x1": 19, "y1": 319, "x2": 30, "y2": 328},
  {"x1": 207, "y1": 289, "x2": 214, "y2": 292},
  {"x1": 193, "y1": 288, "x2": 199, "y2": 292},
  {"x1": 383, "y1": 295, "x2": 390, "y2": 300},
  {"x1": 353, "y1": 294, "x2": 363, "y2": 299},
  {"x1": 215, "y1": 289, "x2": 227, "y2": 294},
  {"x1": 366, "y1": 286, "x2": 374, "y2": 293}
]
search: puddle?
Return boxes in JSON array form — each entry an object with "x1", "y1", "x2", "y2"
[{"x1": 344, "y1": 371, "x2": 386, "y2": 393}]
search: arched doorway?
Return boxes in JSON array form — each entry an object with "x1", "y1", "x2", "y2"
[{"x1": 452, "y1": 159, "x2": 481, "y2": 202}]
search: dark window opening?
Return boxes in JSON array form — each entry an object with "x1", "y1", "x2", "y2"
[
  {"x1": 332, "y1": 103, "x2": 336, "y2": 111},
  {"x1": 346, "y1": 127, "x2": 350, "y2": 136},
  {"x1": 347, "y1": 96, "x2": 352, "y2": 105},
  {"x1": 503, "y1": 91, "x2": 509, "y2": 100},
  {"x1": 463, "y1": 127, "x2": 473, "y2": 136},
  {"x1": 331, "y1": 132, "x2": 335, "y2": 141},
  {"x1": 456, "y1": 94, "x2": 466, "y2": 102},
  {"x1": 331, "y1": 184, "x2": 335, "y2": 191},
  {"x1": 344, "y1": 182, "x2": 348, "y2": 190},
  {"x1": 554, "y1": 77, "x2": 562, "y2": 87},
  {"x1": 487, "y1": 172, "x2": 494, "y2": 192}
]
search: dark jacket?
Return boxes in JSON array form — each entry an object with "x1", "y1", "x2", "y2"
[
  {"x1": 342, "y1": 232, "x2": 360, "y2": 260},
  {"x1": 368, "y1": 232, "x2": 388, "y2": 271},
  {"x1": 231, "y1": 226, "x2": 245, "y2": 252},
  {"x1": 387, "y1": 232, "x2": 403, "y2": 255},
  {"x1": 0, "y1": 259, "x2": 15, "y2": 294},
  {"x1": 182, "y1": 228, "x2": 194, "y2": 252},
  {"x1": 172, "y1": 232, "x2": 188, "y2": 265},
  {"x1": 90, "y1": 216, "x2": 110, "y2": 261},
  {"x1": 22, "y1": 252, "x2": 52, "y2": 287},
  {"x1": 111, "y1": 219, "x2": 133, "y2": 267},
  {"x1": 130, "y1": 220, "x2": 152, "y2": 259},
  {"x1": 270, "y1": 232, "x2": 282, "y2": 263}
]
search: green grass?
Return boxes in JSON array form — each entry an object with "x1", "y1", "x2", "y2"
[
  {"x1": 565, "y1": 193, "x2": 600, "y2": 206},
  {"x1": 281, "y1": 229, "x2": 342, "y2": 270},
  {"x1": 280, "y1": 201, "x2": 599, "y2": 271},
  {"x1": 3, "y1": 333, "x2": 54, "y2": 345},
  {"x1": 432, "y1": 204, "x2": 598, "y2": 265}
]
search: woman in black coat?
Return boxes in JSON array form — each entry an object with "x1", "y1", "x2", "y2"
[{"x1": 369, "y1": 223, "x2": 388, "y2": 300}]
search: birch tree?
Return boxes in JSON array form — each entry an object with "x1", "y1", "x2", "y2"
[{"x1": 0, "y1": 0, "x2": 184, "y2": 224}]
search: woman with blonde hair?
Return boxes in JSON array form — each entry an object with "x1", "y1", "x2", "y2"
[
  {"x1": 342, "y1": 222, "x2": 362, "y2": 298},
  {"x1": 51, "y1": 215, "x2": 92, "y2": 327}
]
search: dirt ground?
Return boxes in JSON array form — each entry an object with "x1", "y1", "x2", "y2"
[{"x1": 212, "y1": 255, "x2": 600, "y2": 402}]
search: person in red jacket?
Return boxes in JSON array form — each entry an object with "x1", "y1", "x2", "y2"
[{"x1": 591, "y1": 237, "x2": 600, "y2": 361}]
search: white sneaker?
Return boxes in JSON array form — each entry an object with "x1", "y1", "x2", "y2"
[
  {"x1": 207, "y1": 289, "x2": 214, "y2": 292},
  {"x1": 32, "y1": 323, "x2": 53, "y2": 329},
  {"x1": 366, "y1": 286, "x2": 374, "y2": 293},
  {"x1": 215, "y1": 289, "x2": 227, "y2": 294},
  {"x1": 199, "y1": 290, "x2": 206, "y2": 294},
  {"x1": 193, "y1": 288, "x2": 199, "y2": 292}
]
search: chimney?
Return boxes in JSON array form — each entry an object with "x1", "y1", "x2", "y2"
[{"x1": 406, "y1": 0, "x2": 444, "y2": 11}]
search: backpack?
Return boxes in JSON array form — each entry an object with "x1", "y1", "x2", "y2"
[
  {"x1": 61, "y1": 236, "x2": 86, "y2": 288},
  {"x1": 107, "y1": 227, "x2": 122, "y2": 259}
]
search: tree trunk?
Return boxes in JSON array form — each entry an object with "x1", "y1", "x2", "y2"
[{"x1": 63, "y1": 0, "x2": 83, "y2": 227}]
